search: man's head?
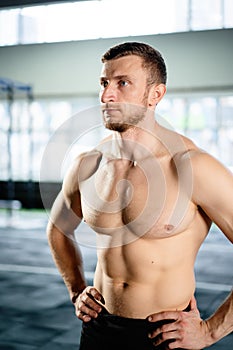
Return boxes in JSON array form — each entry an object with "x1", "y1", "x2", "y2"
[
  {"x1": 100, "y1": 42, "x2": 167, "y2": 132},
  {"x1": 101, "y1": 41, "x2": 167, "y2": 86}
]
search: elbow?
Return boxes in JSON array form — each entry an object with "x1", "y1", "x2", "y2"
[
  {"x1": 46, "y1": 220, "x2": 57, "y2": 246},
  {"x1": 46, "y1": 220, "x2": 75, "y2": 243},
  {"x1": 46, "y1": 219, "x2": 54, "y2": 236}
]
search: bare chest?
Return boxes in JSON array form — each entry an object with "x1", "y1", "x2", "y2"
[{"x1": 79, "y1": 158, "x2": 195, "y2": 241}]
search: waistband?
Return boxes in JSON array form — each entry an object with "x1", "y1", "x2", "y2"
[
  {"x1": 98, "y1": 302, "x2": 190, "y2": 327},
  {"x1": 99, "y1": 306, "x2": 150, "y2": 327},
  {"x1": 98, "y1": 307, "x2": 181, "y2": 333}
]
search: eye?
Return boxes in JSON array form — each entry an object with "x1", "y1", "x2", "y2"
[
  {"x1": 119, "y1": 80, "x2": 129, "y2": 87},
  {"x1": 100, "y1": 80, "x2": 108, "y2": 88}
]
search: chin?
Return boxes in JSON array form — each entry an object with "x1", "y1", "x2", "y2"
[{"x1": 104, "y1": 122, "x2": 130, "y2": 133}]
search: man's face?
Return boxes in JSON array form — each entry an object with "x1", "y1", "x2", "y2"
[{"x1": 99, "y1": 55, "x2": 151, "y2": 132}]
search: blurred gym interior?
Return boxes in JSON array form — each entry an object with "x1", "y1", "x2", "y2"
[{"x1": 0, "y1": 0, "x2": 232, "y2": 349}]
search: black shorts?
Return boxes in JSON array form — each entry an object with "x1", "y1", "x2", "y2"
[{"x1": 79, "y1": 308, "x2": 179, "y2": 350}]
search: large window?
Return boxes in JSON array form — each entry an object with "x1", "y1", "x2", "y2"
[
  {"x1": 0, "y1": 0, "x2": 232, "y2": 46},
  {"x1": 0, "y1": 92, "x2": 232, "y2": 182},
  {"x1": 158, "y1": 94, "x2": 233, "y2": 168}
]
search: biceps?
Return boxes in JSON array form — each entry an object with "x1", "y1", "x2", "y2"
[
  {"x1": 205, "y1": 205, "x2": 233, "y2": 243},
  {"x1": 49, "y1": 191, "x2": 82, "y2": 235},
  {"x1": 195, "y1": 177, "x2": 233, "y2": 242}
]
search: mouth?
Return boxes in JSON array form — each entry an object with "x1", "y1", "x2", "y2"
[
  {"x1": 102, "y1": 103, "x2": 118, "y2": 109},
  {"x1": 101, "y1": 103, "x2": 122, "y2": 118}
]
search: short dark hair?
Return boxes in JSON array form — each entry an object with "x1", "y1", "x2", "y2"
[{"x1": 101, "y1": 42, "x2": 167, "y2": 85}]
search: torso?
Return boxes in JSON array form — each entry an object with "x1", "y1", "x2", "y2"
[{"x1": 78, "y1": 130, "x2": 211, "y2": 318}]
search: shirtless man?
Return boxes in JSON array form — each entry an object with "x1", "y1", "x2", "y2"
[{"x1": 47, "y1": 42, "x2": 233, "y2": 349}]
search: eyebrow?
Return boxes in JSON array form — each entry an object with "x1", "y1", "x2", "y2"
[{"x1": 100, "y1": 74, "x2": 131, "y2": 82}]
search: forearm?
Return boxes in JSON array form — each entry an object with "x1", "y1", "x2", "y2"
[
  {"x1": 47, "y1": 221, "x2": 87, "y2": 302},
  {"x1": 206, "y1": 289, "x2": 233, "y2": 345}
]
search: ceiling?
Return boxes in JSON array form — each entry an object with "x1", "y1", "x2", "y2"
[{"x1": 0, "y1": 0, "x2": 90, "y2": 9}]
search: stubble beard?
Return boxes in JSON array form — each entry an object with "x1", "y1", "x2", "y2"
[{"x1": 103, "y1": 90, "x2": 149, "y2": 133}]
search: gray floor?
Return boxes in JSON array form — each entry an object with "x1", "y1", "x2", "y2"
[{"x1": 0, "y1": 210, "x2": 232, "y2": 350}]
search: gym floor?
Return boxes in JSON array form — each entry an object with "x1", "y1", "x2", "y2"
[{"x1": 0, "y1": 210, "x2": 232, "y2": 350}]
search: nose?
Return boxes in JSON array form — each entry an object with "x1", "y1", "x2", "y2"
[{"x1": 100, "y1": 83, "x2": 116, "y2": 103}]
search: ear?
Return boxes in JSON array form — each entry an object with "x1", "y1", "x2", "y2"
[{"x1": 148, "y1": 83, "x2": 166, "y2": 108}]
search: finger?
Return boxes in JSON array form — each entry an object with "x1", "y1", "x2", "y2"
[
  {"x1": 76, "y1": 300, "x2": 100, "y2": 319},
  {"x1": 148, "y1": 321, "x2": 178, "y2": 339},
  {"x1": 148, "y1": 311, "x2": 178, "y2": 323},
  {"x1": 80, "y1": 293, "x2": 102, "y2": 313},
  {"x1": 152, "y1": 331, "x2": 181, "y2": 347},
  {"x1": 83, "y1": 314, "x2": 92, "y2": 322},
  {"x1": 87, "y1": 293, "x2": 104, "y2": 305},
  {"x1": 166, "y1": 338, "x2": 182, "y2": 349},
  {"x1": 76, "y1": 309, "x2": 92, "y2": 322},
  {"x1": 79, "y1": 300, "x2": 100, "y2": 316},
  {"x1": 87, "y1": 287, "x2": 105, "y2": 304}
]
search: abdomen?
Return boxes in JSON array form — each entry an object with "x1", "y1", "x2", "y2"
[{"x1": 95, "y1": 235, "x2": 197, "y2": 318}]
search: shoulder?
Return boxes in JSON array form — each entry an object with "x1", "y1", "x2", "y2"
[
  {"x1": 189, "y1": 150, "x2": 233, "y2": 194},
  {"x1": 180, "y1": 145, "x2": 231, "y2": 178},
  {"x1": 159, "y1": 126, "x2": 199, "y2": 166},
  {"x1": 162, "y1": 125, "x2": 213, "y2": 168},
  {"x1": 63, "y1": 134, "x2": 113, "y2": 192},
  {"x1": 176, "y1": 143, "x2": 233, "y2": 207},
  {"x1": 156, "y1": 124, "x2": 198, "y2": 160},
  {"x1": 62, "y1": 149, "x2": 103, "y2": 198},
  {"x1": 165, "y1": 127, "x2": 232, "y2": 188},
  {"x1": 172, "y1": 132, "x2": 232, "y2": 181}
]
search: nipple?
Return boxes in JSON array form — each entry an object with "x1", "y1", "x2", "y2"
[{"x1": 164, "y1": 224, "x2": 174, "y2": 232}]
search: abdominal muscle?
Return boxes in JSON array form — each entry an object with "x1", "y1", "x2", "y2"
[{"x1": 94, "y1": 232, "x2": 198, "y2": 319}]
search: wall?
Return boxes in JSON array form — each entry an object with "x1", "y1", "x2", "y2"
[{"x1": 0, "y1": 29, "x2": 233, "y2": 97}]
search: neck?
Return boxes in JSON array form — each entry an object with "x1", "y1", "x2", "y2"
[{"x1": 111, "y1": 114, "x2": 160, "y2": 162}]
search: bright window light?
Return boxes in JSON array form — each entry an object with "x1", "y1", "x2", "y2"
[
  {"x1": 224, "y1": 0, "x2": 233, "y2": 27},
  {"x1": 0, "y1": 0, "x2": 232, "y2": 46},
  {"x1": 191, "y1": 0, "x2": 223, "y2": 30},
  {"x1": 0, "y1": 9, "x2": 20, "y2": 45},
  {"x1": 99, "y1": 0, "x2": 188, "y2": 38}
]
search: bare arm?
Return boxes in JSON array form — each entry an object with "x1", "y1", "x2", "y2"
[
  {"x1": 192, "y1": 152, "x2": 233, "y2": 243},
  {"x1": 47, "y1": 154, "x2": 104, "y2": 322},
  {"x1": 192, "y1": 152, "x2": 233, "y2": 345},
  {"x1": 47, "y1": 162, "x2": 86, "y2": 303},
  {"x1": 205, "y1": 291, "x2": 233, "y2": 344}
]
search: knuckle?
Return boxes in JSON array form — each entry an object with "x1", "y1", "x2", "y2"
[
  {"x1": 179, "y1": 329, "x2": 185, "y2": 338},
  {"x1": 160, "y1": 325, "x2": 167, "y2": 333},
  {"x1": 78, "y1": 303, "x2": 85, "y2": 312},
  {"x1": 77, "y1": 295, "x2": 84, "y2": 304},
  {"x1": 79, "y1": 300, "x2": 85, "y2": 307},
  {"x1": 160, "y1": 332, "x2": 166, "y2": 341},
  {"x1": 88, "y1": 287, "x2": 96, "y2": 294},
  {"x1": 82, "y1": 294, "x2": 88, "y2": 303},
  {"x1": 178, "y1": 313, "x2": 184, "y2": 321}
]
